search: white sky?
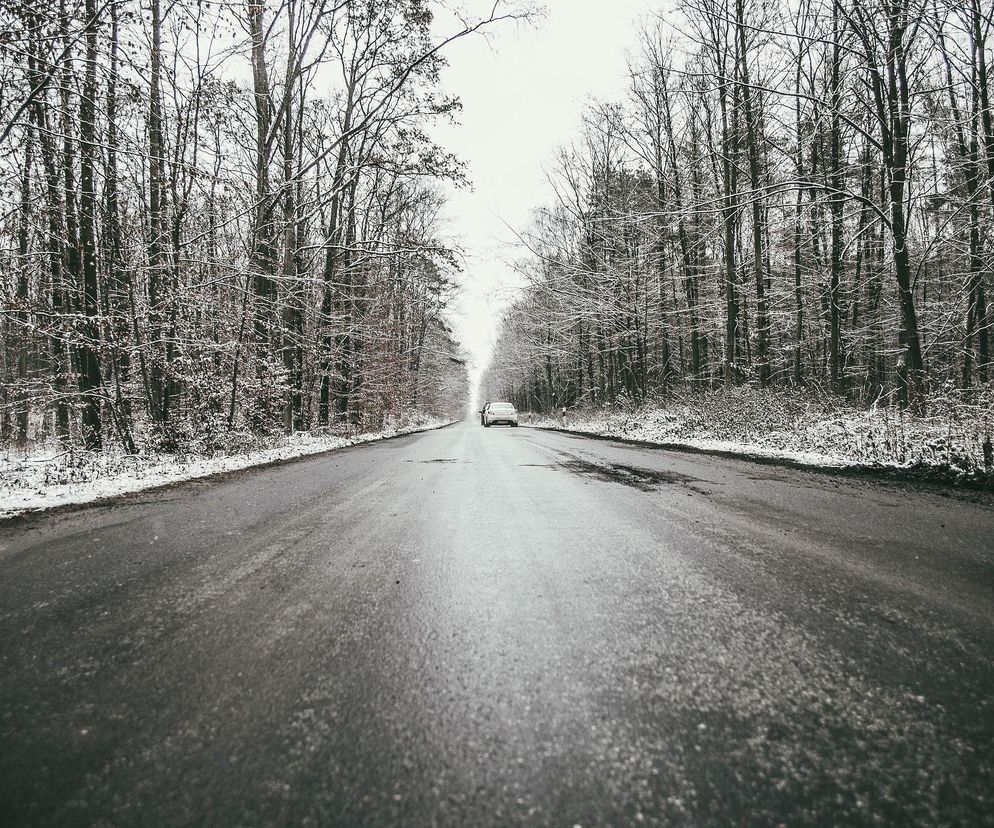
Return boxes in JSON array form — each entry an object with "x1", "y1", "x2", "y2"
[{"x1": 431, "y1": 0, "x2": 658, "y2": 393}]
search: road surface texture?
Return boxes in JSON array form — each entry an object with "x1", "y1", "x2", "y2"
[{"x1": 2, "y1": 421, "x2": 992, "y2": 826}]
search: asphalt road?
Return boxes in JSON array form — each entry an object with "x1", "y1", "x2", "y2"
[{"x1": 2, "y1": 420, "x2": 993, "y2": 826}]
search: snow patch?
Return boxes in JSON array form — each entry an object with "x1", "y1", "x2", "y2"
[
  {"x1": 525, "y1": 387, "x2": 994, "y2": 482},
  {"x1": 0, "y1": 418, "x2": 453, "y2": 521}
]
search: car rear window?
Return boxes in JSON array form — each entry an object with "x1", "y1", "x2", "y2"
[{"x1": 490, "y1": 404, "x2": 514, "y2": 411}]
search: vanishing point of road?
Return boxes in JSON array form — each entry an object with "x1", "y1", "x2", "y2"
[{"x1": 2, "y1": 421, "x2": 992, "y2": 825}]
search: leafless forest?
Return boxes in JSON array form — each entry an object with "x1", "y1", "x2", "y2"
[
  {"x1": 485, "y1": 0, "x2": 994, "y2": 421},
  {"x1": 0, "y1": 0, "x2": 524, "y2": 453}
]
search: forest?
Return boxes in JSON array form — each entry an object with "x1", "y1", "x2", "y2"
[
  {"x1": 483, "y1": 0, "x2": 994, "y2": 425},
  {"x1": 0, "y1": 0, "x2": 520, "y2": 455}
]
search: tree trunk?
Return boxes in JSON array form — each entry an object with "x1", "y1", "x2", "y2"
[
  {"x1": 735, "y1": 0, "x2": 769, "y2": 387},
  {"x1": 15, "y1": 118, "x2": 33, "y2": 445},
  {"x1": 718, "y1": 48, "x2": 740, "y2": 384},
  {"x1": 77, "y1": 0, "x2": 103, "y2": 449},
  {"x1": 148, "y1": 0, "x2": 169, "y2": 426},
  {"x1": 248, "y1": 0, "x2": 278, "y2": 431},
  {"x1": 827, "y1": 0, "x2": 844, "y2": 391}
]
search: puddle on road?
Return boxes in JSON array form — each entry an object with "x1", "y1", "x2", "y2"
[{"x1": 560, "y1": 457, "x2": 702, "y2": 492}]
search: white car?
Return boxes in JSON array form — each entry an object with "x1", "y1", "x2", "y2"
[{"x1": 483, "y1": 402, "x2": 519, "y2": 427}]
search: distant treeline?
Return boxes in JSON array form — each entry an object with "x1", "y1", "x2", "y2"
[{"x1": 484, "y1": 0, "x2": 994, "y2": 414}]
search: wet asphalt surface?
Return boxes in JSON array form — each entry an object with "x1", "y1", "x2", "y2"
[{"x1": 1, "y1": 420, "x2": 993, "y2": 826}]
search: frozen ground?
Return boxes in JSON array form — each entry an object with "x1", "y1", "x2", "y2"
[
  {"x1": 0, "y1": 417, "x2": 453, "y2": 521},
  {"x1": 525, "y1": 387, "x2": 994, "y2": 484}
]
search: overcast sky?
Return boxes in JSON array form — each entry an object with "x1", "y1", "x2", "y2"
[{"x1": 431, "y1": 0, "x2": 657, "y2": 394}]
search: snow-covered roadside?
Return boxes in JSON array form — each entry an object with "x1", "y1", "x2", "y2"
[
  {"x1": 530, "y1": 420, "x2": 852, "y2": 467},
  {"x1": 0, "y1": 418, "x2": 454, "y2": 520},
  {"x1": 523, "y1": 388, "x2": 994, "y2": 484},
  {"x1": 527, "y1": 417, "x2": 856, "y2": 467}
]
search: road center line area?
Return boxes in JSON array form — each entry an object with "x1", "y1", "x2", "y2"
[{"x1": 1, "y1": 420, "x2": 992, "y2": 825}]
